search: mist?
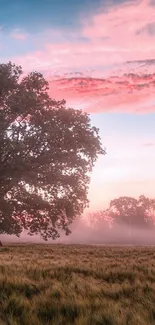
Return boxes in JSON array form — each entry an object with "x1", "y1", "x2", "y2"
[
  {"x1": 63, "y1": 218, "x2": 155, "y2": 245},
  {"x1": 2, "y1": 215, "x2": 155, "y2": 245}
]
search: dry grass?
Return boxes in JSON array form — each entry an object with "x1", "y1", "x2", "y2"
[{"x1": 0, "y1": 244, "x2": 155, "y2": 324}]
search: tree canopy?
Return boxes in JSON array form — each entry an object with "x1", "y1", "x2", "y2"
[
  {"x1": 89, "y1": 196, "x2": 155, "y2": 230},
  {"x1": 0, "y1": 62, "x2": 105, "y2": 240},
  {"x1": 107, "y1": 195, "x2": 155, "y2": 229}
]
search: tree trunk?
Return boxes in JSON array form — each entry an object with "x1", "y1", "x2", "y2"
[{"x1": 0, "y1": 240, "x2": 3, "y2": 247}]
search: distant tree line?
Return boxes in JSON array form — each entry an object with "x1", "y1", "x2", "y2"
[{"x1": 88, "y1": 196, "x2": 155, "y2": 244}]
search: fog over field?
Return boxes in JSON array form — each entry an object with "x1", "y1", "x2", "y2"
[{"x1": 2, "y1": 217, "x2": 155, "y2": 245}]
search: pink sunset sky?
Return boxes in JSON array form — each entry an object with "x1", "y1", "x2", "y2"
[{"x1": 1, "y1": 0, "x2": 155, "y2": 212}]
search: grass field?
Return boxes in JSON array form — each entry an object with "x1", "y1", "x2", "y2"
[{"x1": 0, "y1": 244, "x2": 155, "y2": 325}]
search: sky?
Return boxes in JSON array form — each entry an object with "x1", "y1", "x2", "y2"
[{"x1": 1, "y1": 0, "x2": 155, "y2": 212}]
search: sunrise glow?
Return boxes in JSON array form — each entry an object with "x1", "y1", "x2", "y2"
[{"x1": 1, "y1": 0, "x2": 155, "y2": 212}]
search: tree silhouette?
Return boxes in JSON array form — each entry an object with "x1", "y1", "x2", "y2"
[
  {"x1": 0, "y1": 62, "x2": 105, "y2": 240},
  {"x1": 88, "y1": 210, "x2": 113, "y2": 229},
  {"x1": 107, "y1": 196, "x2": 155, "y2": 231}
]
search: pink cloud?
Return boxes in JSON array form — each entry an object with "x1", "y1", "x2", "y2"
[
  {"x1": 17, "y1": 1, "x2": 155, "y2": 63},
  {"x1": 11, "y1": 32, "x2": 27, "y2": 40},
  {"x1": 82, "y1": 0, "x2": 155, "y2": 62},
  {"x1": 12, "y1": 0, "x2": 155, "y2": 69},
  {"x1": 142, "y1": 142, "x2": 155, "y2": 147},
  {"x1": 10, "y1": 0, "x2": 155, "y2": 113},
  {"x1": 46, "y1": 69, "x2": 155, "y2": 113}
]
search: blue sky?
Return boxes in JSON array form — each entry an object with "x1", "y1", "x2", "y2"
[
  {"x1": 0, "y1": 0, "x2": 102, "y2": 31},
  {"x1": 0, "y1": 0, "x2": 101, "y2": 58}
]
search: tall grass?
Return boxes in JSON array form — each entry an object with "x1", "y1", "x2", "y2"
[{"x1": 0, "y1": 244, "x2": 155, "y2": 324}]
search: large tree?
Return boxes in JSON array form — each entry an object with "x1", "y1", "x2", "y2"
[{"x1": 0, "y1": 62, "x2": 105, "y2": 240}]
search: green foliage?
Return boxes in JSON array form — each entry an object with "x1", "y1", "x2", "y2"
[{"x1": 0, "y1": 62, "x2": 105, "y2": 240}]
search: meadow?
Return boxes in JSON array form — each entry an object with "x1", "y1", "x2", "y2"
[{"x1": 0, "y1": 244, "x2": 155, "y2": 325}]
